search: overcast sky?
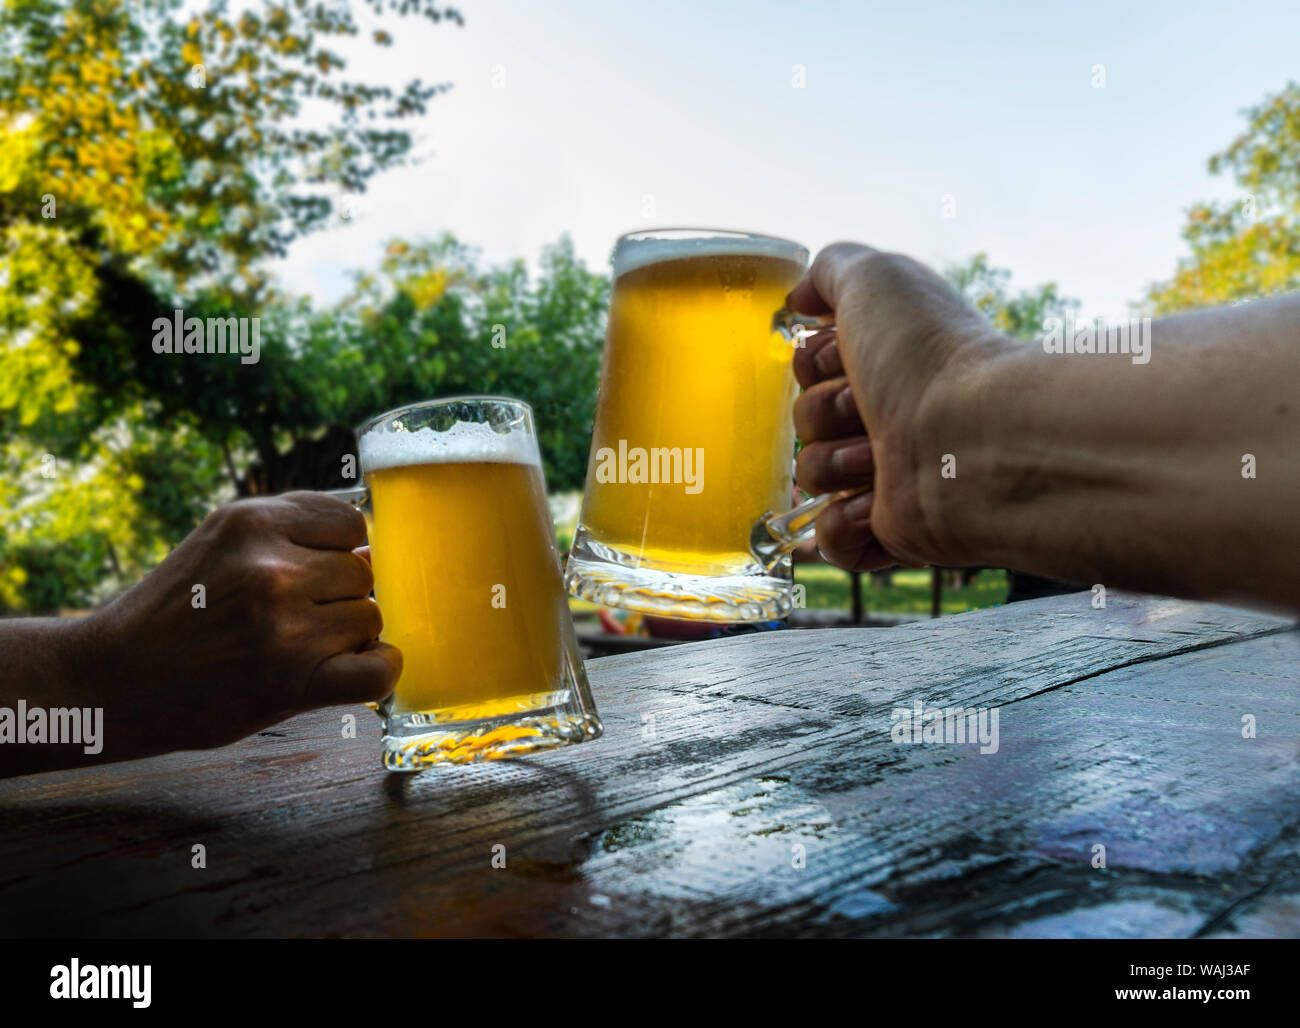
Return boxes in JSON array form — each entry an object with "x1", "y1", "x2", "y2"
[{"x1": 272, "y1": 0, "x2": 1300, "y2": 320}]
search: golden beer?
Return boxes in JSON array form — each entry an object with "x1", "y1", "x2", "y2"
[
  {"x1": 352, "y1": 397, "x2": 601, "y2": 771},
  {"x1": 567, "y1": 230, "x2": 809, "y2": 621},
  {"x1": 368, "y1": 460, "x2": 566, "y2": 717}
]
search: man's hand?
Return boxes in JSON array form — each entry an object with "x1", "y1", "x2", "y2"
[
  {"x1": 790, "y1": 243, "x2": 1010, "y2": 572},
  {"x1": 2, "y1": 493, "x2": 401, "y2": 775},
  {"x1": 789, "y1": 243, "x2": 1300, "y2": 616}
]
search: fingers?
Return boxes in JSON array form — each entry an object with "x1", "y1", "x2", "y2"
[
  {"x1": 277, "y1": 492, "x2": 368, "y2": 551},
  {"x1": 206, "y1": 494, "x2": 366, "y2": 554},
  {"x1": 297, "y1": 548, "x2": 374, "y2": 603},
  {"x1": 794, "y1": 377, "x2": 865, "y2": 442},
  {"x1": 796, "y1": 437, "x2": 874, "y2": 496},
  {"x1": 309, "y1": 640, "x2": 403, "y2": 706},
  {"x1": 786, "y1": 242, "x2": 879, "y2": 316},
  {"x1": 792, "y1": 327, "x2": 845, "y2": 389},
  {"x1": 814, "y1": 493, "x2": 895, "y2": 573},
  {"x1": 313, "y1": 597, "x2": 384, "y2": 652}
]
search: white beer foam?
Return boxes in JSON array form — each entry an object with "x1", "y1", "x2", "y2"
[
  {"x1": 613, "y1": 231, "x2": 806, "y2": 279},
  {"x1": 361, "y1": 419, "x2": 541, "y2": 472}
]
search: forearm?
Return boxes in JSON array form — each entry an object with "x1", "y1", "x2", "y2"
[
  {"x1": 930, "y1": 293, "x2": 1300, "y2": 614},
  {"x1": 0, "y1": 613, "x2": 161, "y2": 777},
  {"x1": 1, "y1": 617, "x2": 98, "y2": 776}
]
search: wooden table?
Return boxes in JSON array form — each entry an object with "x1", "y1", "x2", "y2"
[{"x1": 1, "y1": 591, "x2": 1297, "y2": 939}]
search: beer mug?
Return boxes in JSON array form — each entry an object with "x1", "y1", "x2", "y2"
[
  {"x1": 331, "y1": 397, "x2": 602, "y2": 772},
  {"x1": 566, "y1": 229, "x2": 843, "y2": 622}
]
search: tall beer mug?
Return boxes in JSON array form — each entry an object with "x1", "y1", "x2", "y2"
[
  {"x1": 566, "y1": 229, "x2": 843, "y2": 622},
  {"x1": 332, "y1": 397, "x2": 601, "y2": 772}
]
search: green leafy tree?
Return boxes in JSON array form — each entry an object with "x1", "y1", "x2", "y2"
[
  {"x1": 253, "y1": 234, "x2": 609, "y2": 495},
  {"x1": 0, "y1": 0, "x2": 461, "y2": 612},
  {"x1": 944, "y1": 252, "x2": 1079, "y2": 339},
  {"x1": 1147, "y1": 81, "x2": 1300, "y2": 313}
]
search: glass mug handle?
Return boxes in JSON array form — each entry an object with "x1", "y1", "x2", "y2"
[
  {"x1": 750, "y1": 310, "x2": 868, "y2": 571},
  {"x1": 322, "y1": 485, "x2": 378, "y2": 709},
  {"x1": 323, "y1": 485, "x2": 373, "y2": 559},
  {"x1": 323, "y1": 485, "x2": 370, "y2": 511}
]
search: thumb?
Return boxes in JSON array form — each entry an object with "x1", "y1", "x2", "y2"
[
  {"x1": 309, "y1": 640, "x2": 402, "y2": 707},
  {"x1": 787, "y1": 242, "x2": 879, "y2": 316}
]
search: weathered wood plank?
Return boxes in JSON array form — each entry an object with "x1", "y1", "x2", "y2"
[{"x1": 0, "y1": 592, "x2": 1293, "y2": 937}]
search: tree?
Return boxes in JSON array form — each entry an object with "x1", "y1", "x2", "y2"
[
  {"x1": 2, "y1": 0, "x2": 460, "y2": 296},
  {"x1": 249, "y1": 234, "x2": 609, "y2": 495},
  {"x1": 944, "y1": 253, "x2": 1079, "y2": 339},
  {"x1": 0, "y1": 0, "x2": 461, "y2": 613},
  {"x1": 1147, "y1": 81, "x2": 1300, "y2": 313}
]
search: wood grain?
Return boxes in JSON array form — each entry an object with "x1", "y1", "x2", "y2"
[{"x1": 0, "y1": 591, "x2": 1294, "y2": 938}]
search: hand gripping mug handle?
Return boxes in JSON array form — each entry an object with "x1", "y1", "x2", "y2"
[
  {"x1": 749, "y1": 309, "x2": 867, "y2": 572},
  {"x1": 323, "y1": 485, "x2": 382, "y2": 713},
  {"x1": 323, "y1": 485, "x2": 373, "y2": 547}
]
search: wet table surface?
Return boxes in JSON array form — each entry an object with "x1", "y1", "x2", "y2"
[{"x1": 1, "y1": 590, "x2": 1298, "y2": 938}]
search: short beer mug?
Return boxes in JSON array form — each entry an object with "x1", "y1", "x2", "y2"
[{"x1": 334, "y1": 397, "x2": 602, "y2": 771}]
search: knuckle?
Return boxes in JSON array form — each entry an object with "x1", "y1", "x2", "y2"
[
  {"x1": 855, "y1": 248, "x2": 902, "y2": 283},
  {"x1": 258, "y1": 622, "x2": 313, "y2": 682},
  {"x1": 795, "y1": 379, "x2": 840, "y2": 437},
  {"x1": 792, "y1": 394, "x2": 816, "y2": 437},
  {"x1": 794, "y1": 446, "x2": 819, "y2": 487},
  {"x1": 285, "y1": 491, "x2": 366, "y2": 543},
  {"x1": 212, "y1": 498, "x2": 272, "y2": 537},
  {"x1": 340, "y1": 504, "x2": 367, "y2": 542},
  {"x1": 349, "y1": 553, "x2": 375, "y2": 595},
  {"x1": 799, "y1": 444, "x2": 837, "y2": 495},
  {"x1": 822, "y1": 241, "x2": 866, "y2": 264},
  {"x1": 248, "y1": 556, "x2": 301, "y2": 597},
  {"x1": 797, "y1": 460, "x2": 822, "y2": 496}
]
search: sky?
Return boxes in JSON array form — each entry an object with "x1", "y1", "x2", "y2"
[{"x1": 272, "y1": 0, "x2": 1300, "y2": 321}]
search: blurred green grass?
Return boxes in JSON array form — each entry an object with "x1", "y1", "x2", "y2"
[{"x1": 792, "y1": 566, "x2": 1007, "y2": 616}]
